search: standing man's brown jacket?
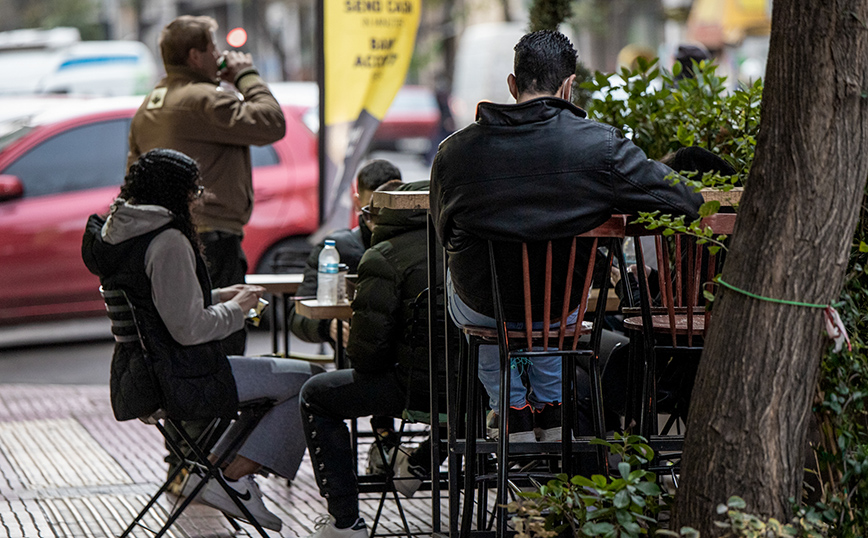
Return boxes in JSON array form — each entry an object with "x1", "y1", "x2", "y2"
[{"x1": 127, "y1": 65, "x2": 285, "y2": 236}]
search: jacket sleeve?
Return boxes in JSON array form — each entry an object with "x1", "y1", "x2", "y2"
[
  {"x1": 288, "y1": 243, "x2": 331, "y2": 343},
  {"x1": 609, "y1": 131, "x2": 704, "y2": 219},
  {"x1": 145, "y1": 229, "x2": 245, "y2": 345},
  {"x1": 345, "y1": 248, "x2": 401, "y2": 373},
  {"x1": 200, "y1": 77, "x2": 286, "y2": 147}
]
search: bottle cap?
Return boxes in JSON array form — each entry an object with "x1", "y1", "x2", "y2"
[{"x1": 325, "y1": 239, "x2": 336, "y2": 246}]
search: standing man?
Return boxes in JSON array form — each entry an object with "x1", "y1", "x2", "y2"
[
  {"x1": 127, "y1": 15, "x2": 286, "y2": 356},
  {"x1": 431, "y1": 30, "x2": 703, "y2": 441}
]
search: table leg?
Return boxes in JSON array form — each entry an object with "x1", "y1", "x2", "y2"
[
  {"x1": 282, "y1": 293, "x2": 290, "y2": 356},
  {"x1": 270, "y1": 293, "x2": 279, "y2": 355}
]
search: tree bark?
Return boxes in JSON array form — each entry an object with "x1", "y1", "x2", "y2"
[{"x1": 674, "y1": 1, "x2": 868, "y2": 534}]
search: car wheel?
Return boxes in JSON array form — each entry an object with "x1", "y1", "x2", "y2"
[{"x1": 255, "y1": 236, "x2": 312, "y2": 274}]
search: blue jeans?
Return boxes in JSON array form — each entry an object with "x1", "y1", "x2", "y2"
[{"x1": 446, "y1": 272, "x2": 575, "y2": 413}]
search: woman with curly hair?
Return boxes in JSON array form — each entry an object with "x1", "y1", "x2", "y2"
[{"x1": 83, "y1": 148, "x2": 322, "y2": 531}]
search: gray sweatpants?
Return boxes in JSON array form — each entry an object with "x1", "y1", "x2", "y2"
[{"x1": 212, "y1": 356, "x2": 324, "y2": 480}]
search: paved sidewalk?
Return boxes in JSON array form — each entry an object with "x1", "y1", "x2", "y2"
[{"x1": 0, "y1": 384, "x2": 445, "y2": 538}]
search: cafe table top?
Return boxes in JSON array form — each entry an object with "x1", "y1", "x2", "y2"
[
  {"x1": 245, "y1": 273, "x2": 304, "y2": 295},
  {"x1": 372, "y1": 187, "x2": 743, "y2": 211},
  {"x1": 294, "y1": 299, "x2": 353, "y2": 320}
]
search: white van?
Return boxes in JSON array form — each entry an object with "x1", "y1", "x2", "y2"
[{"x1": 0, "y1": 28, "x2": 158, "y2": 97}]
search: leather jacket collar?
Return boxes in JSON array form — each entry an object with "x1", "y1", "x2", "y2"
[{"x1": 475, "y1": 97, "x2": 587, "y2": 125}]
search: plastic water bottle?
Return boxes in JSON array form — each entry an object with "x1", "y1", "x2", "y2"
[{"x1": 317, "y1": 239, "x2": 340, "y2": 305}]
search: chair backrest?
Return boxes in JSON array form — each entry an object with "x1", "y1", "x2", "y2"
[
  {"x1": 626, "y1": 213, "x2": 736, "y2": 346},
  {"x1": 488, "y1": 215, "x2": 627, "y2": 351},
  {"x1": 100, "y1": 286, "x2": 147, "y2": 350}
]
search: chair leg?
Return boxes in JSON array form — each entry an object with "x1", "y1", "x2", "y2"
[
  {"x1": 460, "y1": 338, "x2": 481, "y2": 538},
  {"x1": 448, "y1": 336, "x2": 467, "y2": 535},
  {"x1": 118, "y1": 462, "x2": 187, "y2": 537},
  {"x1": 495, "y1": 347, "x2": 510, "y2": 538},
  {"x1": 369, "y1": 418, "x2": 414, "y2": 538}
]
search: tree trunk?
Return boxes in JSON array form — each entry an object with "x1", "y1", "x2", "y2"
[{"x1": 674, "y1": 1, "x2": 868, "y2": 534}]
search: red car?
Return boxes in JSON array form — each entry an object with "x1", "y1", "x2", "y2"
[{"x1": 0, "y1": 90, "x2": 319, "y2": 325}]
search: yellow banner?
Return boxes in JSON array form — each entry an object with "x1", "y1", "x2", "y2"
[{"x1": 324, "y1": 0, "x2": 421, "y2": 124}]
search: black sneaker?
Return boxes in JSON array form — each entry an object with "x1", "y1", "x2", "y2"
[
  {"x1": 534, "y1": 402, "x2": 562, "y2": 442},
  {"x1": 507, "y1": 406, "x2": 536, "y2": 442}
]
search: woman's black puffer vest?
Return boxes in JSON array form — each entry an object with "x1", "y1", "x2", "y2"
[{"x1": 82, "y1": 214, "x2": 238, "y2": 421}]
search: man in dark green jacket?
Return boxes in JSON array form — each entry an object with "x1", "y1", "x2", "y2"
[
  {"x1": 288, "y1": 159, "x2": 400, "y2": 344},
  {"x1": 299, "y1": 181, "x2": 442, "y2": 538}
]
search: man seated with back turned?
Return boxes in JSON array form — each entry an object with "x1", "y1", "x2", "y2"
[{"x1": 431, "y1": 30, "x2": 704, "y2": 442}]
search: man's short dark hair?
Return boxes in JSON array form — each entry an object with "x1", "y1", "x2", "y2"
[
  {"x1": 159, "y1": 15, "x2": 217, "y2": 68},
  {"x1": 357, "y1": 159, "x2": 402, "y2": 193},
  {"x1": 513, "y1": 30, "x2": 577, "y2": 96}
]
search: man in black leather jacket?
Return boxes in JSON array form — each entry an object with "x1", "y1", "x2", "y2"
[{"x1": 431, "y1": 30, "x2": 704, "y2": 441}]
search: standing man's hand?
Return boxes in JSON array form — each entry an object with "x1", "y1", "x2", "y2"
[{"x1": 219, "y1": 50, "x2": 255, "y2": 84}]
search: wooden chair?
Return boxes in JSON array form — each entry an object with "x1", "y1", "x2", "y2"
[
  {"x1": 450, "y1": 216, "x2": 627, "y2": 538},
  {"x1": 621, "y1": 213, "x2": 736, "y2": 443},
  {"x1": 100, "y1": 287, "x2": 276, "y2": 538}
]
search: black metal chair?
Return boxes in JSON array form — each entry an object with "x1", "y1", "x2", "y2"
[
  {"x1": 450, "y1": 216, "x2": 628, "y2": 538},
  {"x1": 360, "y1": 287, "x2": 450, "y2": 538},
  {"x1": 621, "y1": 213, "x2": 736, "y2": 472},
  {"x1": 100, "y1": 287, "x2": 276, "y2": 538}
]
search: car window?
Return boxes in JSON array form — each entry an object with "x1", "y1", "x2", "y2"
[
  {"x1": 3, "y1": 118, "x2": 131, "y2": 198},
  {"x1": 251, "y1": 144, "x2": 279, "y2": 168}
]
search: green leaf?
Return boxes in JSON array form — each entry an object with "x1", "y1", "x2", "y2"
[
  {"x1": 698, "y1": 200, "x2": 721, "y2": 217},
  {"x1": 860, "y1": 241, "x2": 868, "y2": 253},
  {"x1": 618, "y1": 462, "x2": 631, "y2": 479},
  {"x1": 592, "y1": 475, "x2": 609, "y2": 488},
  {"x1": 582, "y1": 521, "x2": 615, "y2": 536},
  {"x1": 614, "y1": 489, "x2": 631, "y2": 509},
  {"x1": 572, "y1": 475, "x2": 597, "y2": 488},
  {"x1": 635, "y1": 481, "x2": 661, "y2": 495},
  {"x1": 727, "y1": 496, "x2": 747, "y2": 509}
]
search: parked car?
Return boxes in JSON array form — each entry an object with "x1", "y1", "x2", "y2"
[
  {"x1": 0, "y1": 27, "x2": 159, "y2": 97},
  {"x1": 0, "y1": 91, "x2": 319, "y2": 325}
]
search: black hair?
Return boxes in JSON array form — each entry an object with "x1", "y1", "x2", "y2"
[
  {"x1": 661, "y1": 146, "x2": 736, "y2": 177},
  {"x1": 513, "y1": 30, "x2": 577, "y2": 96},
  {"x1": 675, "y1": 44, "x2": 711, "y2": 80},
  {"x1": 120, "y1": 148, "x2": 203, "y2": 251},
  {"x1": 357, "y1": 159, "x2": 402, "y2": 193}
]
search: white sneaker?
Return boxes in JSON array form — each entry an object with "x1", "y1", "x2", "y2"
[
  {"x1": 392, "y1": 450, "x2": 423, "y2": 498},
  {"x1": 304, "y1": 515, "x2": 368, "y2": 538},
  {"x1": 196, "y1": 470, "x2": 283, "y2": 531}
]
